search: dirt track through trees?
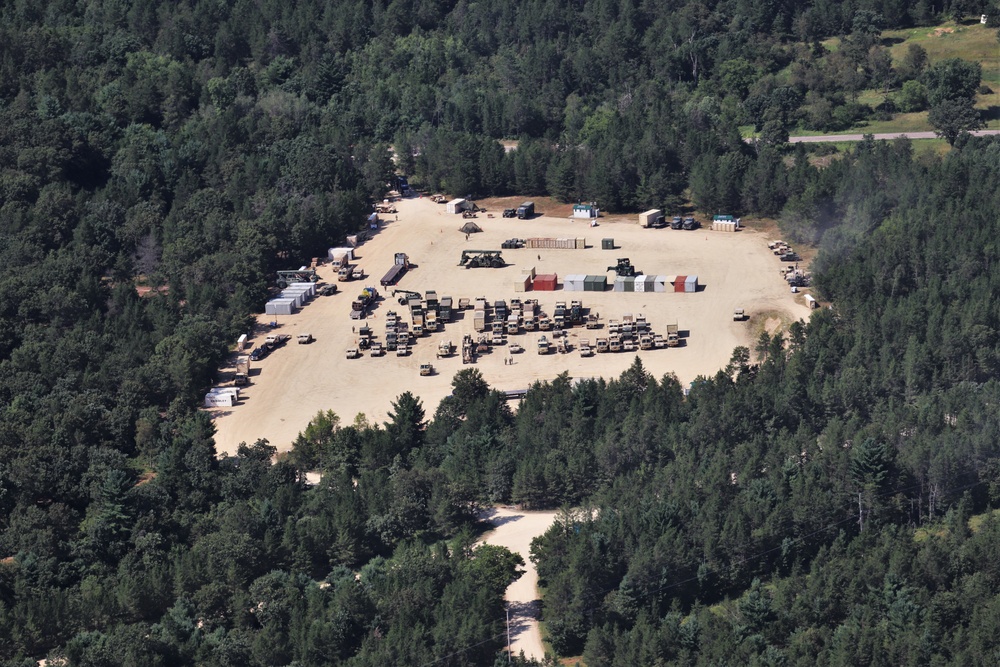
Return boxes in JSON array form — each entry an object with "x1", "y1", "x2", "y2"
[{"x1": 479, "y1": 507, "x2": 558, "y2": 661}]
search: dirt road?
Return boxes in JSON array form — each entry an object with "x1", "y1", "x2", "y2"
[
  {"x1": 479, "y1": 507, "x2": 559, "y2": 662},
  {"x1": 209, "y1": 196, "x2": 810, "y2": 454},
  {"x1": 786, "y1": 130, "x2": 1000, "y2": 143}
]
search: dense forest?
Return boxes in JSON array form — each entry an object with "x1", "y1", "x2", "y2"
[{"x1": 2, "y1": 0, "x2": 1000, "y2": 664}]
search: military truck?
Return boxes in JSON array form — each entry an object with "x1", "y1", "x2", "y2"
[{"x1": 234, "y1": 355, "x2": 250, "y2": 386}]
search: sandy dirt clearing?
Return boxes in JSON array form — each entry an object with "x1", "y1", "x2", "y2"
[
  {"x1": 209, "y1": 196, "x2": 811, "y2": 454},
  {"x1": 479, "y1": 507, "x2": 559, "y2": 662}
]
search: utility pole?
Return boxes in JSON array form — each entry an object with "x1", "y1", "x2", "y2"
[{"x1": 506, "y1": 604, "x2": 511, "y2": 664}]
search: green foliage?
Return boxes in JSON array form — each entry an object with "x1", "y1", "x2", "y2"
[
  {"x1": 2, "y1": 1, "x2": 1000, "y2": 664},
  {"x1": 929, "y1": 97, "x2": 986, "y2": 144}
]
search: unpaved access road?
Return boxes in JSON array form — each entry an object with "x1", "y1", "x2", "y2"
[
  {"x1": 479, "y1": 507, "x2": 559, "y2": 662},
  {"x1": 786, "y1": 130, "x2": 1000, "y2": 142},
  {"x1": 209, "y1": 196, "x2": 811, "y2": 454}
]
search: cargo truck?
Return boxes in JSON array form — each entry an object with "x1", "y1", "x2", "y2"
[
  {"x1": 234, "y1": 355, "x2": 250, "y2": 385},
  {"x1": 474, "y1": 311, "x2": 486, "y2": 332},
  {"x1": 439, "y1": 296, "x2": 453, "y2": 322},
  {"x1": 517, "y1": 201, "x2": 535, "y2": 219},
  {"x1": 666, "y1": 323, "x2": 679, "y2": 347}
]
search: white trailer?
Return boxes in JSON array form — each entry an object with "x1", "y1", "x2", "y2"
[
  {"x1": 639, "y1": 209, "x2": 662, "y2": 228},
  {"x1": 446, "y1": 198, "x2": 467, "y2": 214}
]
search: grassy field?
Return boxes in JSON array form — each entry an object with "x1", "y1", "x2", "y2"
[{"x1": 805, "y1": 20, "x2": 999, "y2": 135}]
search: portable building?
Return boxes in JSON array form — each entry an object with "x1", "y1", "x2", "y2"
[
  {"x1": 573, "y1": 203, "x2": 598, "y2": 219},
  {"x1": 513, "y1": 275, "x2": 531, "y2": 292},
  {"x1": 446, "y1": 198, "x2": 467, "y2": 214},
  {"x1": 204, "y1": 392, "x2": 235, "y2": 408},
  {"x1": 674, "y1": 276, "x2": 687, "y2": 293},
  {"x1": 685, "y1": 275, "x2": 698, "y2": 293},
  {"x1": 639, "y1": 209, "x2": 662, "y2": 228},
  {"x1": 601, "y1": 238, "x2": 615, "y2": 250},
  {"x1": 533, "y1": 274, "x2": 558, "y2": 291}
]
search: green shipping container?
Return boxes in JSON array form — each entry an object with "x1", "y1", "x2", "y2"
[
  {"x1": 601, "y1": 238, "x2": 614, "y2": 250},
  {"x1": 624, "y1": 276, "x2": 635, "y2": 292}
]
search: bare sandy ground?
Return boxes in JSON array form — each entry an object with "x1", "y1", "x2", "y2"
[
  {"x1": 479, "y1": 507, "x2": 559, "y2": 661},
  {"x1": 209, "y1": 196, "x2": 811, "y2": 454}
]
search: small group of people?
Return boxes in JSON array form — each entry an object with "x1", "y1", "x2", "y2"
[{"x1": 503, "y1": 356, "x2": 514, "y2": 365}]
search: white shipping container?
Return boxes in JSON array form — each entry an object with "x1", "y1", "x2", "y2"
[
  {"x1": 614, "y1": 277, "x2": 626, "y2": 292},
  {"x1": 279, "y1": 291, "x2": 305, "y2": 307},
  {"x1": 208, "y1": 387, "x2": 240, "y2": 396},
  {"x1": 653, "y1": 276, "x2": 668, "y2": 293},
  {"x1": 265, "y1": 299, "x2": 297, "y2": 316},
  {"x1": 289, "y1": 282, "x2": 316, "y2": 296},
  {"x1": 446, "y1": 198, "x2": 467, "y2": 214},
  {"x1": 685, "y1": 275, "x2": 698, "y2": 293},
  {"x1": 634, "y1": 275, "x2": 647, "y2": 292},
  {"x1": 237, "y1": 333, "x2": 247, "y2": 351},
  {"x1": 639, "y1": 209, "x2": 662, "y2": 227}
]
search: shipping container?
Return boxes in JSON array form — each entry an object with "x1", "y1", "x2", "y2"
[
  {"x1": 513, "y1": 275, "x2": 531, "y2": 292},
  {"x1": 237, "y1": 334, "x2": 247, "y2": 351},
  {"x1": 623, "y1": 276, "x2": 635, "y2": 292},
  {"x1": 446, "y1": 198, "x2": 467, "y2": 214},
  {"x1": 265, "y1": 298, "x2": 297, "y2": 315},
  {"x1": 289, "y1": 282, "x2": 317, "y2": 296},
  {"x1": 522, "y1": 266, "x2": 536, "y2": 279},
  {"x1": 576, "y1": 238, "x2": 586, "y2": 249},
  {"x1": 328, "y1": 247, "x2": 354, "y2": 262},
  {"x1": 534, "y1": 274, "x2": 558, "y2": 291},
  {"x1": 639, "y1": 209, "x2": 662, "y2": 227},
  {"x1": 653, "y1": 276, "x2": 668, "y2": 293},
  {"x1": 590, "y1": 275, "x2": 607, "y2": 292},
  {"x1": 278, "y1": 291, "x2": 306, "y2": 307},
  {"x1": 601, "y1": 238, "x2": 615, "y2": 250},
  {"x1": 645, "y1": 276, "x2": 657, "y2": 292},
  {"x1": 685, "y1": 275, "x2": 698, "y2": 293},
  {"x1": 526, "y1": 238, "x2": 578, "y2": 250},
  {"x1": 563, "y1": 274, "x2": 585, "y2": 291},
  {"x1": 674, "y1": 276, "x2": 687, "y2": 293},
  {"x1": 634, "y1": 274, "x2": 646, "y2": 292},
  {"x1": 614, "y1": 277, "x2": 626, "y2": 293}
]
